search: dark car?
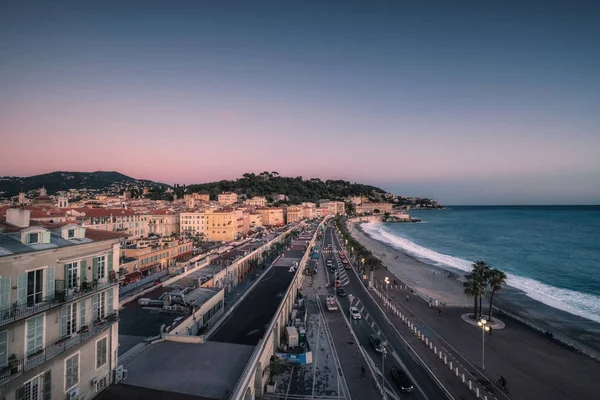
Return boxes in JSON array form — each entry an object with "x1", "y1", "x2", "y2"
[
  {"x1": 390, "y1": 367, "x2": 414, "y2": 392},
  {"x1": 337, "y1": 288, "x2": 347, "y2": 297},
  {"x1": 369, "y1": 334, "x2": 384, "y2": 353}
]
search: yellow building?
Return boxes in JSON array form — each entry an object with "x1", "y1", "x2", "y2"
[
  {"x1": 119, "y1": 238, "x2": 194, "y2": 277},
  {"x1": 217, "y1": 192, "x2": 238, "y2": 206},
  {"x1": 257, "y1": 207, "x2": 284, "y2": 227},
  {"x1": 302, "y1": 206, "x2": 315, "y2": 219},
  {"x1": 248, "y1": 213, "x2": 263, "y2": 229},
  {"x1": 244, "y1": 196, "x2": 267, "y2": 207},
  {"x1": 355, "y1": 202, "x2": 394, "y2": 214},
  {"x1": 205, "y1": 208, "x2": 240, "y2": 242},
  {"x1": 320, "y1": 201, "x2": 346, "y2": 216},
  {"x1": 286, "y1": 206, "x2": 304, "y2": 223},
  {"x1": 184, "y1": 193, "x2": 210, "y2": 202}
]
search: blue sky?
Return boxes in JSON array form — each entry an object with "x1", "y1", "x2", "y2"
[{"x1": 1, "y1": 0, "x2": 599, "y2": 204}]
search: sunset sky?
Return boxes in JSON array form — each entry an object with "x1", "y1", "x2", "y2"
[{"x1": 1, "y1": 1, "x2": 599, "y2": 204}]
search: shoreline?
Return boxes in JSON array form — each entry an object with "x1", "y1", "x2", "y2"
[{"x1": 348, "y1": 220, "x2": 600, "y2": 360}]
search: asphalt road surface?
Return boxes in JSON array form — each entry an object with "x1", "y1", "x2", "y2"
[{"x1": 324, "y1": 226, "x2": 451, "y2": 400}]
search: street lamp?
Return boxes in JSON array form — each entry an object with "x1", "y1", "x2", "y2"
[
  {"x1": 477, "y1": 318, "x2": 491, "y2": 370},
  {"x1": 384, "y1": 277, "x2": 390, "y2": 309}
]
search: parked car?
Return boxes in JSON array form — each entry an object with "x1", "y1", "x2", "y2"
[
  {"x1": 337, "y1": 287, "x2": 346, "y2": 296},
  {"x1": 350, "y1": 306, "x2": 361, "y2": 319},
  {"x1": 369, "y1": 334, "x2": 385, "y2": 353},
  {"x1": 390, "y1": 367, "x2": 414, "y2": 392}
]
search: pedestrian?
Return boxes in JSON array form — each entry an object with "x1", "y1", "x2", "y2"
[
  {"x1": 406, "y1": 294, "x2": 410, "y2": 301},
  {"x1": 438, "y1": 308, "x2": 442, "y2": 316},
  {"x1": 361, "y1": 365, "x2": 366, "y2": 377},
  {"x1": 489, "y1": 326, "x2": 492, "y2": 336}
]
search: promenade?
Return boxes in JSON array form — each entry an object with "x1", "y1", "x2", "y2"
[{"x1": 346, "y1": 222, "x2": 600, "y2": 400}]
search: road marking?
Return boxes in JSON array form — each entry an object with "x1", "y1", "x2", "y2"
[{"x1": 312, "y1": 297, "x2": 321, "y2": 398}]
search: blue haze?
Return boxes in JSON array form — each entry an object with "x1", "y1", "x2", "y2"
[{"x1": 363, "y1": 206, "x2": 600, "y2": 323}]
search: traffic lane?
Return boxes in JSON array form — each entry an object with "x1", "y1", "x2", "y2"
[
  {"x1": 331, "y1": 232, "x2": 449, "y2": 400},
  {"x1": 337, "y1": 294, "x2": 423, "y2": 400}
]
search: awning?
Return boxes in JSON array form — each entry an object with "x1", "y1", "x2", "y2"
[
  {"x1": 174, "y1": 250, "x2": 194, "y2": 261},
  {"x1": 140, "y1": 262, "x2": 160, "y2": 272}
]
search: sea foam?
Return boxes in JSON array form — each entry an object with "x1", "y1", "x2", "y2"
[{"x1": 361, "y1": 222, "x2": 600, "y2": 324}]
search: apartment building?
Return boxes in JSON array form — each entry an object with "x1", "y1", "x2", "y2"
[
  {"x1": 302, "y1": 206, "x2": 315, "y2": 220},
  {"x1": 355, "y1": 202, "x2": 394, "y2": 214},
  {"x1": 256, "y1": 208, "x2": 284, "y2": 227},
  {"x1": 248, "y1": 213, "x2": 263, "y2": 230},
  {"x1": 119, "y1": 238, "x2": 193, "y2": 278},
  {"x1": 286, "y1": 206, "x2": 304, "y2": 223},
  {"x1": 147, "y1": 209, "x2": 179, "y2": 237},
  {"x1": 320, "y1": 201, "x2": 346, "y2": 216},
  {"x1": 67, "y1": 208, "x2": 149, "y2": 240},
  {"x1": 217, "y1": 192, "x2": 238, "y2": 206},
  {"x1": 244, "y1": 196, "x2": 267, "y2": 207},
  {"x1": 184, "y1": 193, "x2": 210, "y2": 202},
  {"x1": 179, "y1": 211, "x2": 206, "y2": 238},
  {"x1": 204, "y1": 209, "x2": 240, "y2": 242},
  {"x1": 0, "y1": 209, "x2": 122, "y2": 400}
]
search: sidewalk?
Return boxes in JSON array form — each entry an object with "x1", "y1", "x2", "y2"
[{"x1": 364, "y1": 256, "x2": 600, "y2": 400}]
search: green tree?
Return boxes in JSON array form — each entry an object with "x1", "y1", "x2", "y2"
[
  {"x1": 487, "y1": 268, "x2": 507, "y2": 320},
  {"x1": 463, "y1": 273, "x2": 483, "y2": 318}
]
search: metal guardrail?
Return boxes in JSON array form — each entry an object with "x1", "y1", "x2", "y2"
[{"x1": 0, "y1": 277, "x2": 117, "y2": 328}]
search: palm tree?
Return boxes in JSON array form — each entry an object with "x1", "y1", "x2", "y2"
[
  {"x1": 487, "y1": 268, "x2": 507, "y2": 320},
  {"x1": 463, "y1": 273, "x2": 481, "y2": 318},
  {"x1": 472, "y1": 261, "x2": 491, "y2": 317}
]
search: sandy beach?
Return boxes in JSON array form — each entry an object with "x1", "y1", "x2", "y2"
[{"x1": 347, "y1": 219, "x2": 600, "y2": 359}]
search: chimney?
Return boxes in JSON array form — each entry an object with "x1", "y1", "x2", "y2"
[{"x1": 6, "y1": 208, "x2": 31, "y2": 228}]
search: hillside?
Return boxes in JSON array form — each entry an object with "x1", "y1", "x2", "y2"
[
  {"x1": 0, "y1": 171, "x2": 169, "y2": 199},
  {"x1": 182, "y1": 172, "x2": 385, "y2": 204}
]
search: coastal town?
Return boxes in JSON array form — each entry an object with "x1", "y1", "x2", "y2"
[{"x1": 0, "y1": 179, "x2": 597, "y2": 400}]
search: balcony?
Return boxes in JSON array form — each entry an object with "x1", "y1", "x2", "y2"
[
  {"x1": 0, "y1": 313, "x2": 118, "y2": 386},
  {"x1": 0, "y1": 274, "x2": 118, "y2": 328}
]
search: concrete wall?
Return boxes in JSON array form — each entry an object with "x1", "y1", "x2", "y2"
[{"x1": 168, "y1": 289, "x2": 225, "y2": 336}]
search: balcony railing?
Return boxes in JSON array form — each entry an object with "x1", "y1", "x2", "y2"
[
  {"x1": 0, "y1": 274, "x2": 117, "y2": 328},
  {"x1": 0, "y1": 313, "x2": 118, "y2": 386}
]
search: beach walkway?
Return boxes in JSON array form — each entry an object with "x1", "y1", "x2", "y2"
[{"x1": 345, "y1": 223, "x2": 600, "y2": 400}]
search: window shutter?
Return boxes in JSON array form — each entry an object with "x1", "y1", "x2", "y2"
[
  {"x1": 46, "y1": 266, "x2": 55, "y2": 299},
  {"x1": 93, "y1": 257, "x2": 99, "y2": 281},
  {"x1": 42, "y1": 230, "x2": 51, "y2": 243},
  {"x1": 107, "y1": 251, "x2": 113, "y2": 271},
  {"x1": 80, "y1": 300, "x2": 86, "y2": 327},
  {"x1": 17, "y1": 273, "x2": 27, "y2": 305},
  {"x1": 0, "y1": 330, "x2": 8, "y2": 368},
  {"x1": 43, "y1": 370, "x2": 52, "y2": 400},
  {"x1": 108, "y1": 288, "x2": 114, "y2": 314},
  {"x1": 92, "y1": 294, "x2": 99, "y2": 321},
  {"x1": 60, "y1": 305, "x2": 68, "y2": 338},
  {"x1": 64, "y1": 264, "x2": 69, "y2": 287},
  {"x1": 16, "y1": 386, "x2": 26, "y2": 400},
  {"x1": 0, "y1": 276, "x2": 10, "y2": 310},
  {"x1": 80, "y1": 260, "x2": 87, "y2": 282}
]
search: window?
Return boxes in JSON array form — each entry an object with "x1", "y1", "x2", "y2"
[
  {"x1": 96, "y1": 337, "x2": 107, "y2": 369},
  {"x1": 93, "y1": 292, "x2": 106, "y2": 321},
  {"x1": 26, "y1": 315, "x2": 44, "y2": 356},
  {"x1": 68, "y1": 229, "x2": 75, "y2": 239},
  {"x1": 0, "y1": 330, "x2": 7, "y2": 368},
  {"x1": 65, "y1": 353, "x2": 79, "y2": 391},
  {"x1": 61, "y1": 303, "x2": 77, "y2": 338},
  {"x1": 96, "y1": 255, "x2": 106, "y2": 280},
  {"x1": 66, "y1": 262, "x2": 78, "y2": 289},
  {"x1": 26, "y1": 269, "x2": 44, "y2": 306},
  {"x1": 28, "y1": 232, "x2": 39, "y2": 244},
  {"x1": 17, "y1": 371, "x2": 51, "y2": 400}
]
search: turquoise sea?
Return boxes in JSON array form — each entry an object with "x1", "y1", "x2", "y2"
[{"x1": 361, "y1": 206, "x2": 600, "y2": 323}]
